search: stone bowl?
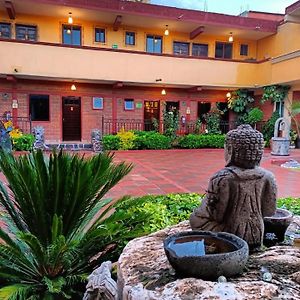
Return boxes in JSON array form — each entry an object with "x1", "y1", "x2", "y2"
[
  {"x1": 164, "y1": 231, "x2": 249, "y2": 280},
  {"x1": 263, "y1": 208, "x2": 293, "y2": 247}
]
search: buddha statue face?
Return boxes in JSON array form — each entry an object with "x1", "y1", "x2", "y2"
[{"x1": 224, "y1": 124, "x2": 264, "y2": 169}]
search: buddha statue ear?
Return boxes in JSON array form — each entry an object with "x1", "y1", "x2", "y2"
[{"x1": 225, "y1": 143, "x2": 234, "y2": 167}]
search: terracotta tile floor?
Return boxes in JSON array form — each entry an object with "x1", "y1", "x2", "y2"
[
  {"x1": 0, "y1": 149, "x2": 299, "y2": 200},
  {"x1": 106, "y1": 149, "x2": 300, "y2": 199}
]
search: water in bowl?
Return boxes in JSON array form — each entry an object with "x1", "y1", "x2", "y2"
[{"x1": 167, "y1": 235, "x2": 237, "y2": 257}]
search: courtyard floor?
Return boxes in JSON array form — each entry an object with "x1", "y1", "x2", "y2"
[{"x1": 107, "y1": 149, "x2": 300, "y2": 199}]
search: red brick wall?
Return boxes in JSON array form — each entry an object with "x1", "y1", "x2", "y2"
[
  {"x1": 253, "y1": 95, "x2": 274, "y2": 121},
  {"x1": 0, "y1": 78, "x2": 231, "y2": 142}
]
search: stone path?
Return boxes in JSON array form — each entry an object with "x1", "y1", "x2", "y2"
[{"x1": 107, "y1": 149, "x2": 300, "y2": 199}]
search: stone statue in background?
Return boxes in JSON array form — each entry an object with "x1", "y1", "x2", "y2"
[
  {"x1": 33, "y1": 126, "x2": 48, "y2": 150},
  {"x1": 91, "y1": 129, "x2": 103, "y2": 153},
  {"x1": 190, "y1": 125, "x2": 277, "y2": 250}
]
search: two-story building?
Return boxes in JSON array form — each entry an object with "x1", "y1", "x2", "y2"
[{"x1": 1, "y1": 0, "x2": 300, "y2": 144}]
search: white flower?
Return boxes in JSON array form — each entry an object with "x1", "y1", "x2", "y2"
[{"x1": 205, "y1": 129, "x2": 208, "y2": 133}]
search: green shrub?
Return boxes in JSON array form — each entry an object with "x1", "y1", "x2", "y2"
[
  {"x1": 103, "y1": 135, "x2": 120, "y2": 150},
  {"x1": 246, "y1": 108, "x2": 264, "y2": 125},
  {"x1": 0, "y1": 150, "x2": 132, "y2": 299},
  {"x1": 12, "y1": 134, "x2": 34, "y2": 151},
  {"x1": 178, "y1": 134, "x2": 225, "y2": 149},
  {"x1": 117, "y1": 128, "x2": 136, "y2": 150},
  {"x1": 142, "y1": 132, "x2": 172, "y2": 150},
  {"x1": 205, "y1": 110, "x2": 221, "y2": 134},
  {"x1": 262, "y1": 111, "x2": 280, "y2": 147},
  {"x1": 163, "y1": 109, "x2": 179, "y2": 139},
  {"x1": 132, "y1": 131, "x2": 155, "y2": 149},
  {"x1": 277, "y1": 197, "x2": 300, "y2": 215},
  {"x1": 103, "y1": 131, "x2": 171, "y2": 150},
  {"x1": 104, "y1": 194, "x2": 300, "y2": 260},
  {"x1": 110, "y1": 193, "x2": 200, "y2": 246}
]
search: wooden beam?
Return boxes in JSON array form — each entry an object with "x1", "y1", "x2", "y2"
[
  {"x1": 113, "y1": 15, "x2": 122, "y2": 31},
  {"x1": 190, "y1": 26, "x2": 205, "y2": 40},
  {"x1": 4, "y1": 0, "x2": 16, "y2": 20}
]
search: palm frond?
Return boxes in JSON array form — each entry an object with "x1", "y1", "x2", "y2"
[
  {"x1": 0, "y1": 150, "x2": 133, "y2": 298},
  {"x1": 0, "y1": 284, "x2": 34, "y2": 300}
]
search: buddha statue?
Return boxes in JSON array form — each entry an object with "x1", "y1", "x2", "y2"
[{"x1": 190, "y1": 124, "x2": 277, "y2": 250}]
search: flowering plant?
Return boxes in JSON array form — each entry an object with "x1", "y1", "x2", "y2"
[{"x1": 3, "y1": 121, "x2": 23, "y2": 139}]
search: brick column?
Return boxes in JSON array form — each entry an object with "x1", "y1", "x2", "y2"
[
  {"x1": 112, "y1": 96, "x2": 117, "y2": 134},
  {"x1": 12, "y1": 88, "x2": 18, "y2": 127}
]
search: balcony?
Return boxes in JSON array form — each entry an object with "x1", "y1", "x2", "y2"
[{"x1": 0, "y1": 39, "x2": 271, "y2": 88}]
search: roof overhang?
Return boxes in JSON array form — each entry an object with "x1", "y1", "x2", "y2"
[
  {"x1": 286, "y1": 0, "x2": 300, "y2": 16},
  {"x1": 0, "y1": 0, "x2": 279, "y2": 40}
]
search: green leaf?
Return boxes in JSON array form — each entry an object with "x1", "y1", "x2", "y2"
[{"x1": 0, "y1": 284, "x2": 33, "y2": 300}]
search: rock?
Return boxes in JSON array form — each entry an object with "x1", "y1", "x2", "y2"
[
  {"x1": 118, "y1": 218, "x2": 300, "y2": 300},
  {"x1": 291, "y1": 271, "x2": 300, "y2": 284},
  {"x1": 83, "y1": 261, "x2": 118, "y2": 300}
]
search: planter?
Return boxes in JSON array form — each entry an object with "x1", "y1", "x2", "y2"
[
  {"x1": 263, "y1": 208, "x2": 293, "y2": 247},
  {"x1": 164, "y1": 231, "x2": 249, "y2": 280}
]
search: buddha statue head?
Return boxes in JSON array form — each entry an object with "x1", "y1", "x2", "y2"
[{"x1": 225, "y1": 124, "x2": 264, "y2": 169}]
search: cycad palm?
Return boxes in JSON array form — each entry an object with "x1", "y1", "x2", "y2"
[{"x1": 0, "y1": 150, "x2": 132, "y2": 299}]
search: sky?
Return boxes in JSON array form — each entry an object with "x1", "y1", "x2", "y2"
[{"x1": 150, "y1": 0, "x2": 297, "y2": 15}]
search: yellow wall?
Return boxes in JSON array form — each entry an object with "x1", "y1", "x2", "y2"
[
  {"x1": 0, "y1": 41, "x2": 261, "y2": 88},
  {"x1": 0, "y1": 11, "x2": 256, "y2": 60},
  {"x1": 2, "y1": 11, "x2": 300, "y2": 88},
  {"x1": 257, "y1": 22, "x2": 300, "y2": 60}
]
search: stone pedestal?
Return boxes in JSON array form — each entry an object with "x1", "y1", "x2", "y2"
[
  {"x1": 271, "y1": 117, "x2": 291, "y2": 156},
  {"x1": 271, "y1": 137, "x2": 290, "y2": 156},
  {"x1": 117, "y1": 218, "x2": 300, "y2": 300}
]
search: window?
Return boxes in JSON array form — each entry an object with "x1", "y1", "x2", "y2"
[
  {"x1": 92, "y1": 97, "x2": 103, "y2": 110},
  {"x1": 29, "y1": 95, "x2": 49, "y2": 121},
  {"x1": 274, "y1": 101, "x2": 284, "y2": 117},
  {"x1": 125, "y1": 31, "x2": 135, "y2": 45},
  {"x1": 146, "y1": 35, "x2": 162, "y2": 53},
  {"x1": 173, "y1": 42, "x2": 190, "y2": 56},
  {"x1": 215, "y1": 42, "x2": 233, "y2": 59},
  {"x1": 192, "y1": 43, "x2": 208, "y2": 57},
  {"x1": 0, "y1": 23, "x2": 11, "y2": 39},
  {"x1": 16, "y1": 25, "x2": 37, "y2": 41},
  {"x1": 95, "y1": 28, "x2": 105, "y2": 43},
  {"x1": 124, "y1": 99, "x2": 134, "y2": 110},
  {"x1": 62, "y1": 25, "x2": 81, "y2": 46},
  {"x1": 240, "y1": 44, "x2": 249, "y2": 56}
]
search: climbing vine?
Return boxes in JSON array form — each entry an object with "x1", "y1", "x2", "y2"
[
  {"x1": 261, "y1": 85, "x2": 290, "y2": 103},
  {"x1": 227, "y1": 89, "x2": 254, "y2": 123}
]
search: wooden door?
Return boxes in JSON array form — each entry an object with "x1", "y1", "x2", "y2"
[
  {"x1": 62, "y1": 96, "x2": 81, "y2": 141},
  {"x1": 144, "y1": 101, "x2": 160, "y2": 131}
]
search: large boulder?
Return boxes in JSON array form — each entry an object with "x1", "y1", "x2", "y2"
[{"x1": 117, "y1": 217, "x2": 300, "y2": 300}]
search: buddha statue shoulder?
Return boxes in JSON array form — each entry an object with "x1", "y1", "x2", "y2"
[{"x1": 190, "y1": 124, "x2": 277, "y2": 250}]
